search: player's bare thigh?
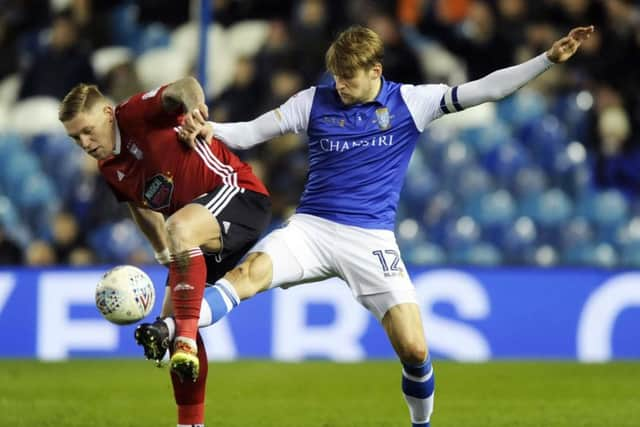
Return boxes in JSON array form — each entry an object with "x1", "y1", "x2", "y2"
[
  {"x1": 223, "y1": 252, "x2": 274, "y2": 300},
  {"x1": 382, "y1": 302, "x2": 428, "y2": 365},
  {"x1": 165, "y1": 203, "x2": 222, "y2": 253}
]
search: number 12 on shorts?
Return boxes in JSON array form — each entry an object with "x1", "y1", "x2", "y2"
[{"x1": 372, "y1": 249, "x2": 401, "y2": 275}]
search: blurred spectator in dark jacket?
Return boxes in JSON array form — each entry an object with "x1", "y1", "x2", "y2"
[
  {"x1": 418, "y1": 0, "x2": 516, "y2": 80},
  {"x1": 18, "y1": 9, "x2": 96, "y2": 100},
  {"x1": 0, "y1": 226, "x2": 22, "y2": 265},
  {"x1": 0, "y1": 15, "x2": 18, "y2": 81},
  {"x1": 367, "y1": 12, "x2": 424, "y2": 84},
  {"x1": 211, "y1": 56, "x2": 261, "y2": 123},
  {"x1": 290, "y1": 0, "x2": 332, "y2": 86}
]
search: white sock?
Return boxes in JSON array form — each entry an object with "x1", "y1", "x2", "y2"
[{"x1": 163, "y1": 298, "x2": 212, "y2": 341}]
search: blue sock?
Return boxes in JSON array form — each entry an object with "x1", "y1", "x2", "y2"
[
  {"x1": 402, "y1": 355, "x2": 435, "y2": 426},
  {"x1": 203, "y1": 278, "x2": 240, "y2": 324}
]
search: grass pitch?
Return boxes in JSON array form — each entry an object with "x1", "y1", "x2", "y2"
[{"x1": 0, "y1": 360, "x2": 638, "y2": 427}]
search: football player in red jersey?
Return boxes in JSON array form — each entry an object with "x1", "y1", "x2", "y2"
[{"x1": 59, "y1": 77, "x2": 271, "y2": 427}]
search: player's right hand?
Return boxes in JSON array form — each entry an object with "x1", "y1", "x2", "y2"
[{"x1": 179, "y1": 103, "x2": 209, "y2": 149}]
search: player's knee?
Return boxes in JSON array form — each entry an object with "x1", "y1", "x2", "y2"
[{"x1": 397, "y1": 340, "x2": 427, "y2": 365}]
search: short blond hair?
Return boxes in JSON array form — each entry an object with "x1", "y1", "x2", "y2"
[
  {"x1": 325, "y1": 26, "x2": 384, "y2": 78},
  {"x1": 59, "y1": 83, "x2": 106, "y2": 122}
]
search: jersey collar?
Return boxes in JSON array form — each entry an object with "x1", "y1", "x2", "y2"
[
  {"x1": 372, "y1": 76, "x2": 390, "y2": 106},
  {"x1": 113, "y1": 119, "x2": 122, "y2": 155}
]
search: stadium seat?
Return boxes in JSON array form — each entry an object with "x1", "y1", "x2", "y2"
[
  {"x1": 521, "y1": 188, "x2": 573, "y2": 227},
  {"x1": 404, "y1": 242, "x2": 447, "y2": 266},
  {"x1": 558, "y1": 216, "x2": 594, "y2": 251},
  {"x1": 450, "y1": 241, "x2": 502, "y2": 266},
  {"x1": 443, "y1": 215, "x2": 481, "y2": 252},
  {"x1": 480, "y1": 138, "x2": 530, "y2": 185},
  {"x1": 620, "y1": 242, "x2": 640, "y2": 267},
  {"x1": 512, "y1": 166, "x2": 548, "y2": 198},
  {"x1": 457, "y1": 121, "x2": 511, "y2": 156},
  {"x1": 551, "y1": 92, "x2": 590, "y2": 142},
  {"x1": 519, "y1": 116, "x2": 569, "y2": 174},
  {"x1": 0, "y1": 133, "x2": 23, "y2": 162},
  {"x1": 402, "y1": 167, "x2": 440, "y2": 213},
  {"x1": 564, "y1": 242, "x2": 618, "y2": 267},
  {"x1": 205, "y1": 26, "x2": 237, "y2": 98},
  {"x1": 577, "y1": 189, "x2": 629, "y2": 230},
  {"x1": 422, "y1": 190, "x2": 458, "y2": 244},
  {"x1": 91, "y1": 46, "x2": 135, "y2": 80},
  {"x1": 135, "y1": 47, "x2": 191, "y2": 91},
  {"x1": 455, "y1": 165, "x2": 494, "y2": 203},
  {"x1": 226, "y1": 20, "x2": 270, "y2": 57},
  {"x1": 9, "y1": 97, "x2": 65, "y2": 136},
  {"x1": 0, "y1": 74, "x2": 21, "y2": 109},
  {"x1": 467, "y1": 189, "x2": 516, "y2": 228},
  {"x1": 496, "y1": 89, "x2": 547, "y2": 128},
  {"x1": 0, "y1": 151, "x2": 40, "y2": 197},
  {"x1": 499, "y1": 216, "x2": 538, "y2": 263},
  {"x1": 88, "y1": 220, "x2": 151, "y2": 263},
  {"x1": 0, "y1": 195, "x2": 32, "y2": 247},
  {"x1": 136, "y1": 23, "x2": 171, "y2": 54}
]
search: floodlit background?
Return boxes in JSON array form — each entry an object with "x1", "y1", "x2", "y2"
[{"x1": 0, "y1": 1, "x2": 639, "y2": 426}]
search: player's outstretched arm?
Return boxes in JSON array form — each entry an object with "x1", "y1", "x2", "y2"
[
  {"x1": 162, "y1": 76, "x2": 209, "y2": 149},
  {"x1": 440, "y1": 26, "x2": 594, "y2": 114},
  {"x1": 202, "y1": 87, "x2": 314, "y2": 150},
  {"x1": 127, "y1": 203, "x2": 171, "y2": 265}
]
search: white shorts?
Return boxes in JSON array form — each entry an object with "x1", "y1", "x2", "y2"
[{"x1": 250, "y1": 214, "x2": 418, "y2": 319}]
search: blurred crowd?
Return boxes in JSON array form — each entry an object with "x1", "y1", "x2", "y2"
[{"x1": 0, "y1": 0, "x2": 639, "y2": 267}]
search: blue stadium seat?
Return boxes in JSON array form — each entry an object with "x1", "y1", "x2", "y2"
[
  {"x1": 402, "y1": 166, "x2": 440, "y2": 213},
  {"x1": 512, "y1": 166, "x2": 548, "y2": 198},
  {"x1": 620, "y1": 242, "x2": 640, "y2": 267},
  {"x1": 422, "y1": 190, "x2": 459, "y2": 244},
  {"x1": 450, "y1": 241, "x2": 503, "y2": 266},
  {"x1": 0, "y1": 133, "x2": 23, "y2": 162},
  {"x1": 517, "y1": 115, "x2": 569, "y2": 172},
  {"x1": 551, "y1": 93, "x2": 590, "y2": 142},
  {"x1": 443, "y1": 216, "x2": 481, "y2": 252},
  {"x1": 564, "y1": 242, "x2": 618, "y2": 267},
  {"x1": 577, "y1": 189, "x2": 629, "y2": 230},
  {"x1": 467, "y1": 189, "x2": 516, "y2": 228},
  {"x1": 1, "y1": 151, "x2": 41, "y2": 199},
  {"x1": 88, "y1": 220, "x2": 151, "y2": 263},
  {"x1": 480, "y1": 138, "x2": 530, "y2": 185},
  {"x1": 558, "y1": 216, "x2": 594, "y2": 251},
  {"x1": 496, "y1": 90, "x2": 547, "y2": 128},
  {"x1": 404, "y1": 242, "x2": 447, "y2": 266},
  {"x1": 521, "y1": 188, "x2": 573, "y2": 227},
  {"x1": 458, "y1": 121, "x2": 511, "y2": 156},
  {"x1": 520, "y1": 188, "x2": 573, "y2": 244},
  {"x1": 454, "y1": 165, "x2": 493, "y2": 203},
  {"x1": 497, "y1": 216, "x2": 538, "y2": 262}
]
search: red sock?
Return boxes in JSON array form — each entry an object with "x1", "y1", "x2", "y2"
[
  {"x1": 171, "y1": 332, "x2": 208, "y2": 424},
  {"x1": 169, "y1": 248, "x2": 206, "y2": 341}
]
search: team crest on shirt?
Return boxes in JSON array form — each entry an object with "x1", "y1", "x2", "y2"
[
  {"x1": 374, "y1": 108, "x2": 392, "y2": 130},
  {"x1": 143, "y1": 174, "x2": 174, "y2": 210}
]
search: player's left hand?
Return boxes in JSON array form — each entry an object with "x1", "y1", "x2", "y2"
[
  {"x1": 179, "y1": 103, "x2": 209, "y2": 148},
  {"x1": 546, "y1": 25, "x2": 594, "y2": 63}
]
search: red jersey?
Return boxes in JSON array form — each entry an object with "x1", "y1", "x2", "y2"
[{"x1": 98, "y1": 85, "x2": 268, "y2": 215}]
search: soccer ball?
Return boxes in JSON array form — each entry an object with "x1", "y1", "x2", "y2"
[{"x1": 95, "y1": 265, "x2": 155, "y2": 325}]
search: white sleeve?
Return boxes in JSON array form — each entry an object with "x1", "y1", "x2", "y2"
[
  {"x1": 400, "y1": 83, "x2": 449, "y2": 132},
  {"x1": 440, "y1": 53, "x2": 554, "y2": 114},
  {"x1": 208, "y1": 87, "x2": 315, "y2": 150}
]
